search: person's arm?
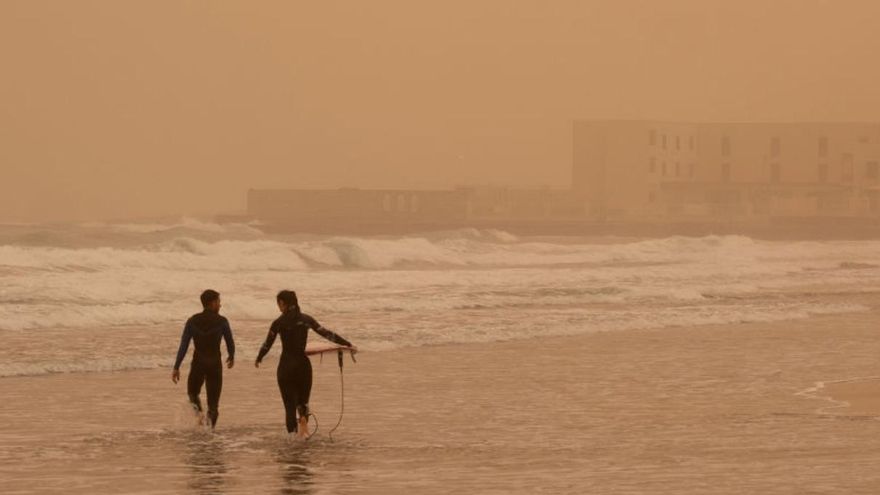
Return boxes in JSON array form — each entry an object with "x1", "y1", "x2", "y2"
[
  {"x1": 255, "y1": 321, "x2": 279, "y2": 367},
  {"x1": 172, "y1": 321, "x2": 193, "y2": 383},
  {"x1": 222, "y1": 318, "x2": 235, "y2": 369},
  {"x1": 305, "y1": 314, "x2": 353, "y2": 347}
]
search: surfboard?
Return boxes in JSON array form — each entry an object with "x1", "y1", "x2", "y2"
[{"x1": 304, "y1": 342, "x2": 357, "y2": 356}]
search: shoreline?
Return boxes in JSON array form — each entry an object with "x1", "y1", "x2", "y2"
[
  {"x1": 1, "y1": 302, "x2": 875, "y2": 380},
  {"x1": 5, "y1": 310, "x2": 880, "y2": 493},
  {"x1": 0, "y1": 308, "x2": 873, "y2": 382}
]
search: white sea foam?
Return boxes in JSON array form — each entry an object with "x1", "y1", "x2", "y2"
[
  {"x1": 0, "y1": 231, "x2": 847, "y2": 273},
  {"x1": 2, "y1": 227, "x2": 880, "y2": 376},
  {"x1": 0, "y1": 300, "x2": 866, "y2": 377},
  {"x1": 0, "y1": 355, "x2": 171, "y2": 377}
]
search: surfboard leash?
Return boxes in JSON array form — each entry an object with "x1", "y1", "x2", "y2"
[
  {"x1": 305, "y1": 413, "x2": 319, "y2": 440},
  {"x1": 328, "y1": 349, "x2": 356, "y2": 441}
]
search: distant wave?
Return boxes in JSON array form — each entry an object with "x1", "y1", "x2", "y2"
[
  {"x1": 0, "y1": 232, "x2": 785, "y2": 273},
  {"x1": 838, "y1": 261, "x2": 879, "y2": 270},
  {"x1": 81, "y1": 217, "x2": 264, "y2": 236},
  {"x1": 3, "y1": 232, "x2": 880, "y2": 342}
]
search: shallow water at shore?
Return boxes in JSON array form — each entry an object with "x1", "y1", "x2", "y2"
[{"x1": 4, "y1": 312, "x2": 880, "y2": 494}]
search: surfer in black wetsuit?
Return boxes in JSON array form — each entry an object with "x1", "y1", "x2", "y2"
[
  {"x1": 255, "y1": 290, "x2": 354, "y2": 438},
  {"x1": 172, "y1": 290, "x2": 236, "y2": 428}
]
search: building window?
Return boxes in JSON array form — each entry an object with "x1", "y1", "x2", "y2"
[
  {"x1": 721, "y1": 136, "x2": 731, "y2": 156},
  {"x1": 382, "y1": 194, "x2": 392, "y2": 212},
  {"x1": 770, "y1": 137, "x2": 781, "y2": 157},
  {"x1": 662, "y1": 134, "x2": 667, "y2": 149},
  {"x1": 818, "y1": 136, "x2": 828, "y2": 157},
  {"x1": 649, "y1": 157, "x2": 656, "y2": 173},
  {"x1": 842, "y1": 153, "x2": 854, "y2": 181},
  {"x1": 676, "y1": 136, "x2": 681, "y2": 150},
  {"x1": 396, "y1": 194, "x2": 407, "y2": 212},
  {"x1": 770, "y1": 163, "x2": 781, "y2": 183},
  {"x1": 649, "y1": 191, "x2": 657, "y2": 203},
  {"x1": 689, "y1": 163, "x2": 695, "y2": 178},
  {"x1": 662, "y1": 162, "x2": 667, "y2": 176},
  {"x1": 867, "y1": 161, "x2": 879, "y2": 181},
  {"x1": 649, "y1": 130, "x2": 656, "y2": 146},
  {"x1": 689, "y1": 136, "x2": 695, "y2": 151},
  {"x1": 722, "y1": 163, "x2": 731, "y2": 183},
  {"x1": 675, "y1": 162, "x2": 680, "y2": 177},
  {"x1": 818, "y1": 163, "x2": 828, "y2": 183},
  {"x1": 411, "y1": 194, "x2": 420, "y2": 212}
]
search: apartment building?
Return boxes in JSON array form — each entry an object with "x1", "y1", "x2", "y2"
[{"x1": 573, "y1": 120, "x2": 880, "y2": 219}]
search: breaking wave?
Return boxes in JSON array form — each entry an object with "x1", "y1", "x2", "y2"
[
  {"x1": 0, "y1": 232, "x2": 778, "y2": 272},
  {"x1": 3, "y1": 225, "x2": 880, "y2": 376}
]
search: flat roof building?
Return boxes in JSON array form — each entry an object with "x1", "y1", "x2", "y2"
[
  {"x1": 246, "y1": 186, "x2": 582, "y2": 234},
  {"x1": 573, "y1": 120, "x2": 880, "y2": 220}
]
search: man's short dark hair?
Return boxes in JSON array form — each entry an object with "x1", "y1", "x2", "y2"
[{"x1": 201, "y1": 289, "x2": 220, "y2": 308}]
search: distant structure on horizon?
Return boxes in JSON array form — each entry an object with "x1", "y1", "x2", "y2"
[
  {"x1": 573, "y1": 120, "x2": 880, "y2": 221},
  {"x1": 245, "y1": 186, "x2": 583, "y2": 234},
  {"x1": 239, "y1": 120, "x2": 880, "y2": 235}
]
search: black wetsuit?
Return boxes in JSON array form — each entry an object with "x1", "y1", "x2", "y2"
[
  {"x1": 256, "y1": 310, "x2": 351, "y2": 433},
  {"x1": 173, "y1": 310, "x2": 235, "y2": 427}
]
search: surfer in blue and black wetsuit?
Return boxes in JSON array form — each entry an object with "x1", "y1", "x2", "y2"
[
  {"x1": 172, "y1": 290, "x2": 236, "y2": 428},
  {"x1": 255, "y1": 290, "x2": 354, "y2": 439}
]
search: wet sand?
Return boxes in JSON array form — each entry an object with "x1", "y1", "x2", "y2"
[
  {"x1": 4, "y1": 311, "x2": 880, "y2": 494},
  {"x1": 820, "y1": 379, "x2": 880, "y2": 417}
]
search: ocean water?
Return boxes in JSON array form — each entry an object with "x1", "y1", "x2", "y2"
[
  {"x1": 4, "y1": 220, "x2": 880, "y2": 494},
  {"x1": 0, "y1": 220, "x2": 877, "y2": 377}
]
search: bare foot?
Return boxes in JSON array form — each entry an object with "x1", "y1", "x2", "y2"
[{"x1": 297, "y1": 418, "x2": 309, "y2": 440}]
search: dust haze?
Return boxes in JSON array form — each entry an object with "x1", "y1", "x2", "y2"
[
  {"x1": 3, "y1": 0, "x2": 880, "y2": 223},
  {"x1": 9, "y1": 3, "x2": 880, "y2": 493}
]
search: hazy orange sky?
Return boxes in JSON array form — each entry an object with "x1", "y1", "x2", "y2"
[{"x1": 2, "y1": 0, "x2": 880, "y2": 222}]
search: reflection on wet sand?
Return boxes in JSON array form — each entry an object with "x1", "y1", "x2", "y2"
[
  {"x1": 274, "y1": 443, "x2": 313, "y2": 495},
  {"x1": 184, "y1": 434, "x2": 228, "y2": 495}
]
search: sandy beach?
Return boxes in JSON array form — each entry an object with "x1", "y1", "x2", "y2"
[{"x1": 3, "y1": 309, "x2": 880, "y2": 494}]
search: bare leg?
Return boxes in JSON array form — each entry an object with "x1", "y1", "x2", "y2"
[
  {"x1": 187, "y1": 365, "x2": 207, "y2": 425},
  {"x1": 296, "y1": 415, "x2": 309, "y2": 440}
]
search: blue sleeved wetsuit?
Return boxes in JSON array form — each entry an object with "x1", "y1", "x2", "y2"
[
  {"x1": 173, "y1": 310, "x2": 235, "y2": 427},
  {"x1": 174, "y1": 315, "x2": 235, "y2": 370}
]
